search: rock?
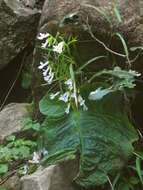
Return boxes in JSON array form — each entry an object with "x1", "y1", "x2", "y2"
[
  {"x1": 39, "y1": 0, "x2": 143, "y2": 44},
  {"x1": 21, "y1": 162, "x2": 78, "y2": 190},
  {"x1": 0, "y1": 0, "x2": 42, "y2": 69},
  {"x1": 0, "y1": 174, "x2": 21, "y2": 190},
  {"x1": 0, "y1": 103, "x2": 29, "y2": 143}
]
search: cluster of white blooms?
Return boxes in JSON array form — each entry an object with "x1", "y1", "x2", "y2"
[
  {"x1": 53, "y1": 41, "x2": 64, "y2": 54},
  {"x1": 49, "y1": 78, "x2": 88, "y2": 114},
  {"x1": 28, "y1": 148, "x2": 48, "y2": 165},
  {"x1": 38, "y1": 61, "x2": 54, "y2": 84},
  {"x1": 37, "y1": 33, "x2": 88, "y2": 114},
  {"x1": 29, "y1": 152, "x2": 40, "y2": 164},
  {"x1": 37, "y1": 32, "x2": 64, "y2": 54},
  {"x1": 37, "y1": 33, "x2": 65, "y2": 84}
]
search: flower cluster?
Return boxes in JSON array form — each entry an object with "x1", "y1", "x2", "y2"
[
  {"x1": 50, "y1": 78, "x2": 88, "y2": 114},
  {"x1": 38, "y1": 61, "x2": 54, "y2": 84},
  {"x1": 37, "y1": 32, "x2": 88, "y2": 114},
  {"x1": 37, "y1": 32, "x2": 64, "y2": 54},
  {"x1": 37, "y1": 33, "x2": 66, "y2": 84}
]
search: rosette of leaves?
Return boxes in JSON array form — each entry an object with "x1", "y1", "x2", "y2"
[{"x1": 39, "y1": 84, "x2": 138, "y2": 188}]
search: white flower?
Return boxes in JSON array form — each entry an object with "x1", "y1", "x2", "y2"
[
  {"x1": 65, "y1": 78, "x2": 73, "y2": 90},
  {"x1": 44, "y1": 71, "x2": 54, "y2": 84},
  {"x1": 38, "y1": 61, "x2": 49, "y2": 70},
  {"x1": 37, "y1": 33, "x2": 50, "y2": 40},
  {"x1": 78, "y1": 95, "x2": 85, "y2": 106},
  {"x1": 53, "y1": 42, "x2": 64, "y2": 54},
  {"x1": 42, "y1": 148, "x2": 48, "y2": 156},
  {"x1": 41, "y1": 40, "x2": 49, "y2": 48},
  {"x1": 43, "y1": 66, "x2": 50, "y2": 76},
  {"x1": 65, "y1": 103, "x2": 70, "y2": 114},
  {"x1": 22, "y1": 164, "x2": 28, "y2": 175},
  {"x1": 50, "y1": 91, "x2": 60, "y2": 100},
  {"x1": 83, "y1": 104, "x2": 88, "y2": 111},
  {"x1": 59, "y1": 92, "x2": 69, "y2": 103},
  {"x1": 78, "y1": 95, "x2": 88, "y2": 111},
  {"x1": 129, "y1": 70, "x2": 141, "y2": 77},
  {"x1": 29, "y1": 152, "x2": 40, "y2": 164}
]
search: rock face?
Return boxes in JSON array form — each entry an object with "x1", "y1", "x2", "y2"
[
  {"x1": 21, "y1": 163, "x2": 78, "y2": 190},
  {"x1": 0, "y1": 103, "x2": 29, "y2": 143},
  {"x1": 0, "y1": 0, "x2": 42, "y2": 69},
  {"x1": 39, "y1": 0, "x2": 143, "y2": 44},
  {"x1": 0, "y1": 174, "x2": 21, "y2": 190}
]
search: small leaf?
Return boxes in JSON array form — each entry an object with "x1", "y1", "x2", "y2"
[
  {"x1": 130, "y1": 46, "x2": 143, "y2": 52},
  {"x1": 113, "y1": 4, "x2": 122, "y2": 22},
  {"x1": 77, "y1": 56, "x2": 106, "y2": 73},
  {"x1": 6, "y1": 135, "x2": 16, "y2": 142},
  {"x1": 20, "y1": 146, "x2": 30, "y2": 158},
  {"x1": 136, "y1": 157, "x2": 143, "y2": 184},
  {"x1": 21, "y1": 72, "x2": 31, "y2": 89},
  {"x1": 88, "y1": 87, "x2": 113, "y2": 100},
  {"x1": 32, "y1": 123, "x2": 40, "y2": 131},
  {"x1": 115, "y1": 33, "x2": 130, "y2": 65},
  {"x1": 0, "y1": 164, "x2": 8, "y2": 174}
]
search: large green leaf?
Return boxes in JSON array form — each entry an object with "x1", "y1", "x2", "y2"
[
  {"x1": 39, "y1": 93, "x2": 67, "y2": 118},
  {"x1": 40, "y1": 87, "x2": 138, "y2": 188}
]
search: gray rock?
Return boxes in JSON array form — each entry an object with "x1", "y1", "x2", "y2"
[
  {"x1": 21, "y1": 163, "x2": 77, "y2": 190},
  {"x1": 39, "y1": 0, "x2": 143, "y2": 44},
  {"x1": 0, "y1": 174, "x2": 21, "y2": 190},
  {"x1": 0, "y1": 0, "x2": 41, "y2": 69},
  {"x1": 0, "y1": 103, "x2": 28, "y2": 143}
]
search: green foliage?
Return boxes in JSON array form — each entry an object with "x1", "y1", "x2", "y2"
[
  {"x1": 0, "y1": 188, "x2": 6, "y2": 190},
  {"x1": 0, "y1": 135, "x2": 36, "y2": 177},
  {"x1": 39, "y1": 94, "x2": 67, "y2": 118},
  {"x1": 21, "y1": 72, "x2": 31, "y2": 90},
  {"x1": 40, "y1": 85, "x2": 138, "y2": 188},
  {"x1": 130, "y1": 46, "x2": 143, "y2": 52},
  {"x1": 22, "y1": 117, "x2": 40, "y2": 132},
  {"x1": 113, "y1": 3, "x2": 122, "y2": 23},
  {"x1": 115, "y1": 33, "x2": 130, "y2": 65},
  {"x1": 0, "y1": 164, "x2": 8, "y2": 175}
]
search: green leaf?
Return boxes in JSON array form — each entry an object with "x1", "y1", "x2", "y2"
[
  {"x1": 136, "y1": 157, "x2": 143, "y2": 184},
  {"x1": 133, "y1": 151, "x2": 143, "y2": 160},
  {"x1": 42, "y1": 149, "x2": 76, "y2": 164},
  {"x1": 115, "y1": 33, "x2": 130, "y2": 65},
  {"x1": 6, "y1": 135, "x2": 16, "y2": 142},
  {"x1": 113, "y1": 4, "x2": 122, "y2": 22},
  {"x1": 77, "y1": 56, "x2": 106, "y2": 73},
  {"x1": 130, "y1": 46, "x2": 143, "y2": 52},
  {"x1": 22, "y1": 117, "x2": 40, "y2": 132},
  {"x1": 0, "y1": 188, "x2": 6, "y2": 190},
  {"x1": 0, "y1": 164, "x2": 8, "y2": 174},
  {"x1": 88, "y1": 87, "x2": 113, "y2": 100},
  {"x1": 41, "y1": 87, "x2": 138, "y2": 188},
  {"x1": 39, "y1": 94, "x2": 66, "y2": 118},
  {"x1": 89, "y1": 67, "x2": 137, "y2": 89},
  {"x1": 20, "y1": 146, "x2": 30, "y2": 158},
  {"x1": 21, "y1": 72, "x2": 31, "y2": 89},
  {"x1": 83, "y1": 4, "x2": 113, "y2": 29}
]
